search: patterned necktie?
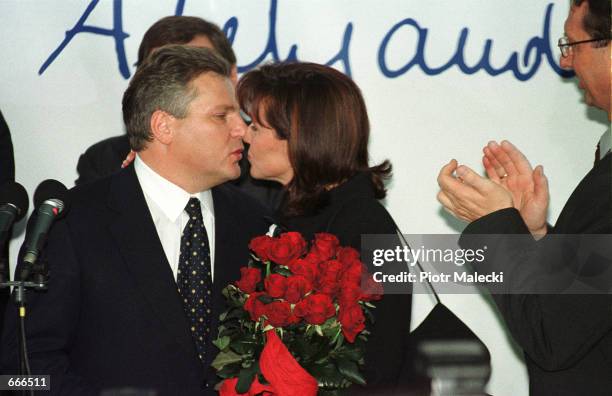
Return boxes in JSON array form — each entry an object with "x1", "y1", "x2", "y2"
[{"x1": 177, "y1": 197, "x2": 213, "y2": 362}]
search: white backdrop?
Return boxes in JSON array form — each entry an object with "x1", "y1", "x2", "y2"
[{"x1": 1, "y1": 1, "x2": 609, "y2": 394}]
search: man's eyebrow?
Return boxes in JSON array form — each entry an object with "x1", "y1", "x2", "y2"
[{"x1": 210, "y1": 104, "x2": 237, "y2": 112}]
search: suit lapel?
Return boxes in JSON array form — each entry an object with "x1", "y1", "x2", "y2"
[
  {"x1": 210, "y1": 186, "x2": 244, "y2": 315},
  {"x1": 107, "y1": 166, "x2": 199, "y2": 362}
]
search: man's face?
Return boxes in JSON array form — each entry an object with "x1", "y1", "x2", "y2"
[
  {"x1": 168, "y1": 72, "x2": 246, "y2": 190},
  {"x1": 560, "y1": 2, "x2": 611, "y2": 113}
]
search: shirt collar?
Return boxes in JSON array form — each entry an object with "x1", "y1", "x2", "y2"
[{"x1": 134, "y1": 155, "x2": 214, "y2": 222}]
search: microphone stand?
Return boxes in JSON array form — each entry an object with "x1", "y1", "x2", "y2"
[{"x1": 0, "y1": 258, "x2": 47, "y2": 396}]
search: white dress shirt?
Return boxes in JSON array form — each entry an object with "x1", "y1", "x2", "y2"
[{"x1": 134, "y1": 155, "x2": 215, "y2": 281}]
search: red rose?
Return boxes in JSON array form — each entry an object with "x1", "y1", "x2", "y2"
[
  {"x1": 311, "y1": 233, "x2": 340, "y2": 260},
  {"x1": 316, "y1": 278, "x2": 338, "y2": 297},
  {"x1": 337, "y1": 246, "x2": 360, "y2": 265},
  {"x1": 339, "y1": 260, "x2": 364, "y2": 287},
  {"x1": 286, "y1": 258, "x2": 318, "y2": 283},
  {"x1": 244, "y1": 292, "x2": 266, "y2": 321},
  {"x1": 360, "y1": 274, "x2": 384, "y2": 301},
  {"x1": 248, "y1": 235, "x2": 274, "y2": 261},
  {"x1": 316, "y1": 260, "x2": 344, "y2": 296},
  {"x1": 304, "y1": 251, "x2": 324, "y2": 266},
  {"x1": 284, "y1": 275, "x2": 313, "y2": 304},
  {"x1": 338, "y1": 284, "x2": 362, "y2": 308},
  {"x1": 264, "y1": 274, "x2": 287, "y2": 298},
  {"x1": 318, "y1": 259, "x2": 344, "y2": 281},
  {"x1": 262, "y1": 301, "x2": 300, "y2": 328},
  {"x1": 338, "y1": 304, "x2": 366, "y2": 343},
  {"x1": 268, "y1": 232, "x2": 307, "y2": 265},
  {"x1": 235, "y1": 267, "x2": 262, "y2": 293},
  {"x1": 281, "y1": 232, "x2": 307, "y2": 251},
  {"x1": 293, "y1": 293, "x2": 336, "y2": 325}
]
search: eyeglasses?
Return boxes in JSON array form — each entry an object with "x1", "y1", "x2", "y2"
[{"x1": 558, "y1": 36, "x2": 610, "y2": 57}]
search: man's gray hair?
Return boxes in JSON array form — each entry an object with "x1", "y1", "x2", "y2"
[{"x1": 122, "y1": 45, "x2": 230, "y2": 151}]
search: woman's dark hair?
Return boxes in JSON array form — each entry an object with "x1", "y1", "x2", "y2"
[{"x1": 237, "y1": 62, "x2": 391, "y2": 216}]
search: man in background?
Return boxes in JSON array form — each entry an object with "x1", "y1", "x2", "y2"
[
  {"x1": 0, "y1": 111, "x2": 14, "y2": 187},
  {"x1": 76, "y1": 16, "x2": 282, "y2": 209},
  {"x1": 437, "y1": 0, "x2": 611, "y2": 394},
  {"x1": 0, "y1": 110, "x2": 15, "y2": 327}
]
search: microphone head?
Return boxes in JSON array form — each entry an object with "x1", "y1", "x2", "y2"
[
  {"x1": 0, "y1": 181, "x2": 29, "y2": 221},
  {"x1": 33, "y1": 179, "x2": 69, "y2": 215}
]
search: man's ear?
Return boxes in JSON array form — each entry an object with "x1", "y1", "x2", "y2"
[{"x1": 150, "y1": 109, "x2": 174, "y2": 145}]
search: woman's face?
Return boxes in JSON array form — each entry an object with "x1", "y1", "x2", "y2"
[{"x1": 244, "y1": 112, "x2": 293, "y2": 185}]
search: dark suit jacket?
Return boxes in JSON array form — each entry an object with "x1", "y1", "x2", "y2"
[
  {"x1": 460, "y1": 153, "x2": 612, "y2": 395},
  {"x1": 75, "y1": 135, "x2": 129, "y2": 187},
  {"x1": 0, "y1": 110, "x2": 14, "y2": 186},
  {"x1": 278, "y1": 173, "x2": 413, "y2": 394},
  {"x1": 0, "y1": 110, "x2": 15, "y2": 347},
  {"x1": 75, "y1": 135, "x2": 284, "y2": 210},
  {"x1": 1, "y1": 165, "x2": 270, "y2": 395}
]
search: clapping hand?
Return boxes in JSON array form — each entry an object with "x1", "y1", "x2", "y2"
[
  {"x1": 482, "y1": 140, "x2": 549, "y2": 237},
  {"x1": 437, "y1": 159, "x2": 513, "y2": 222}
]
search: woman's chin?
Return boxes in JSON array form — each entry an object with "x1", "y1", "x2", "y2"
[{"x1": 249, "y1": 169, "x2": 266, "y2": 181}]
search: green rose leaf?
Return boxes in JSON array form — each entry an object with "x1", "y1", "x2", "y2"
[
  {"x1": 211, "y1": 350, "x2": 243, "y2": 371},
  {"x1": 272, "y1": 266, "x2": 292, "y2": 277},
  {"x1": 315, "y1": 325, "x2": 324, "y2": 337},
  {"x1": 212, "y1": 336, "x2": 231, "y2": 351},
  {"x1": 257, "y1": 295, "x2": 274, "y2": 304},
  {"x1": 337, "y1": 359, "x2": 366, "y2": 386},
  {"x1": 236, "y1": 362, "x2": 259, "y2": 394},
  {"x1": 308, "y1": 362, "x2": 344, "y2": 388},
  {"x1": 217, "y1": 363, "x2": 241, "y2": 379},
  {"x1": 230, "y1": 336, "x2": 257, "y2": 355},
  {"x1": 334, "y1": 346, "x2": 362, "y2": 362}
]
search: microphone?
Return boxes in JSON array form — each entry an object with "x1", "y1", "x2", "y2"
[
  {"x1": 0, "y1": 182, "x2": 29, "y2": 284},
  {"x1": 0, "y1": 182, "x2": 29, "y2": 252},
  {"x1": 20, "y1": 180, "x2": 68, "y2": 281}
]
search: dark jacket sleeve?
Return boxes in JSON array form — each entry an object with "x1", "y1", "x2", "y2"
[
  {"x1": 0, "y1": 110, "x2": 15, "y2": 358},
  {"x1": 1, "y1": 219, "x2": 97, "y2": 395},
  {"x1": 328, "y1": 199, "x2": 413, "y2": 391},
  {"x1": 459, "y1": 208, "x2": 612, "y2": 371},
  {"x1": 0, "y1": 110, "x2": 15, "y2": 186},
  {"x1": 75, "y1": 135, "x2": 130, "y2": 186}
]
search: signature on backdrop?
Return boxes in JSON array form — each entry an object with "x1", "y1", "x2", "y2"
[{"x1": 38, "y1": 0, "x2": 571, "y2": 81}]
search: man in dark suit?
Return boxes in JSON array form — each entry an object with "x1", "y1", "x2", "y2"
[
  {"x1": 437, "y1": 1, "x2": 611, "y2": 394},
  {"x1": 0, "y1": 111, "x2": 14, "y2": 187},
  {"x1": 1, "y1": 46, "x2": 269, "y2": 395},
  {"x1": 75, "y1": 16, "x2": 282, "y2": 210},
  {"x1": 0, "y1": 110, "x2": 15, "y2": 331}
]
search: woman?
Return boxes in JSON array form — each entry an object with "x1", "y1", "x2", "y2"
[{"x1": 237, "y1": 62, "x2": 413, "y2": 392}]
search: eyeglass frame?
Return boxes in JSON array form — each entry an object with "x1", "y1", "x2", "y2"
[{"x1": 558, "y1": 35, "x2": 610, "y2": 57}]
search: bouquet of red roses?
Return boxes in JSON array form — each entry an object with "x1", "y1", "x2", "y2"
[{"x1": 212, "y1": 231, "x2": 383, "y2": 396}]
